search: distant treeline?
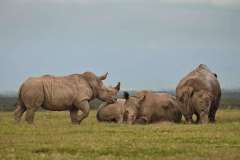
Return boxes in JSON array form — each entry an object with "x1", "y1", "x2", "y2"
[{"x1": 0, "y1": 90, "x2": 240, "y2": 111}]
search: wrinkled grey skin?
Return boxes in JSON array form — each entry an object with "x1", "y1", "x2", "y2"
[
  {"x1": 176, "y1": 64, "x2": 221, "y2": 124},
  {"x1": 14, "y1": 72, "x2": 120, "y2": 124},
  {"x1": 96, "y1": 99, "x2": 126, "y2": 123},
  {"x1": 124, "y1": 91, "x2": 182, "y2": 124}
]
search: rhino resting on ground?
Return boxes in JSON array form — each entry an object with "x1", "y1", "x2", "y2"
[
  {"x1": 14, "y1": 72, "x2": 120, "y2": 124},
  {"x1": 176, "y1": 64, "x2": 221, "y2": 124},
  {"x1": 96, "y1": 99, "x2": 126, "y2": 123},
  {"x1": 123, "y1": 91, "x2": 182, "y2": 124}
]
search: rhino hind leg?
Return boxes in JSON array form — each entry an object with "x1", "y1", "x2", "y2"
[
  {"x1": 208, "y1": 101, "x2": 219, "y2": 123},
  {"x1": 25, "y1": 106, "x2": 38, "y2": 124},
  {"x1": 14, "y1": 104, "x2": 26, "y2": 123},
  {"x1": 208, "y1": 108, "x2": 216, "y2": 123}
]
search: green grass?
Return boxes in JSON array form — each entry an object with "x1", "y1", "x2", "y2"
[{"x1": 0, "y1": 109, "x2": 240, "y2": 160}]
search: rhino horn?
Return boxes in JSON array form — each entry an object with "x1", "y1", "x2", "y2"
[
  {"x1": 115, "y1": 82, "x2": 121, "y2": 91},
  {"x1": 98, "y1": 72, "x2": 108, "y2": 80}
]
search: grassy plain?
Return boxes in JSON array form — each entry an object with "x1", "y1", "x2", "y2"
[{"x1": 0, "y1": 109, "x2": 240, "y2": 160}]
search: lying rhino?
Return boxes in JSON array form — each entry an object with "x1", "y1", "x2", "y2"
[
  {"x1": 123, "y1": 91, "x2": 182, "y2": 124},
  {"x1": 14, "y1": 72, "x2": 120, "y2": 124},
  {"x1": 176, "y1": 64, "x2": 221, "y2": 124},
  {"x1": 96, "y1": 99, "x2": 126, "y2": 123}
]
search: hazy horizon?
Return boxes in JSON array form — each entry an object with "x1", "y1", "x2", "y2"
[{"x1": 1, "y1": 0, "x2": 240, "y2": 92}]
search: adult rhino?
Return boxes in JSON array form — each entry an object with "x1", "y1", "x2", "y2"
[
  {"x1": 14, "y1": 72, "x2": 120, "y2": 124},
  {"x1": 123, "y1": 91, "x2": 182, "y2": 124},
  {"x1": 96, "y1": 99, "x2": 126, "y2": 123},
  {"x1": 176, "y1": 64, "x2": 221, "y2": 124}
]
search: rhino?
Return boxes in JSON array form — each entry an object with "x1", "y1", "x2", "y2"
[
  {"x1": 123, "y1": 91, "x2": 182, "y2": 124},
  {"x1": 14, "y1": 72, "x2": 120, "y2": 124},
  {"x1": 176, "y1": 64, "x2": 221, "y2": 124},
  {"x1": 96, "y1": 99, "x2": 126, "y2": 123}
]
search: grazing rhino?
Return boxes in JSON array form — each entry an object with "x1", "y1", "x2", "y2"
[
  {"x1": 176, "y1": 64, "x2": 221, "y2": 124},
  {"x1": 96, "y1": 99, "x2": 126, "y2": 123},
  {"x1": 123, "y1": 91, "x2": 182, "y2": 124},
  {"x1": 14, "y1": 72, "x2": 120, "y2": 124}
]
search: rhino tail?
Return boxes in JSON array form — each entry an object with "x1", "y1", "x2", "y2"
[
  {"x1": 15, "y1": 84, "x2": 25, "y2": 108},
  {"x1": 14, "y1": 83, "x2": 27, "y2": 122}
]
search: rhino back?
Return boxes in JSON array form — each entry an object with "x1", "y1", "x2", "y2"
[
  {"x1": 151, "y1": 93, "x2": 181, "y2": 122},
  {"x1": 20, "y1": 77, "x2": 45, "y2": 107},
  {"x1": 42, "y1": 76, "x2": 93, "y2": 110},
  {"x1": 138, "y1": 92, "x2": 182, "y2": 123},
  {"x1": 20, "y1": 75, "x2": 92, "y2": 111},
  {"x1": 176, "y1": 65, "x2": 221, "y2": 118},
  {"x1": 177, "y1": 67, "x2": 220, "y2": 96},
  {"x1": 97, "y1": 101, "x2": 124, "y2": 122}
]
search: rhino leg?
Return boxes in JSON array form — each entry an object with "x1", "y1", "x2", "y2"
[
  {"x1": 184, "y1": 115, "x2": 194, "y2": 124},
  {"x1": 208, "y1": 100, "x2": 219, "y2": 123},
  {"x1": 25, "y1": 106, "x2": 38, "y2": 124},
  {"x1": 134, "y1": 117, "x2": 148, "y2": 124},
  {"x1": 69, "y1": 108, "x2": 81, "y2": 124},
  {"x1": 14, "y1": 104, "x2": 26, "y2": 123},
  {"x1": 195, "y1": 112, "x2": 200, "y2": 124},
  {"x1": 72, "y1": 100, "x2": 90, "y2": 124},
  {"x1": 199, "y1": 107, "x2": 211, "y2": 124},
  {"x1": 116, "y1": 115, "x2": 123, "y2": 124}
]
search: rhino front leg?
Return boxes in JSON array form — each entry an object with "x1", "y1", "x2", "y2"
[
  {"x1": 73, "y1": 100, "x2": 90, "y2": 124},
  {"x1": 69, "y1": 108, "x2": 81, "y2": 124},
  {"x1": 198, "y1": 104, "x2": 211, "y2": 124},
  {"x1": 195, "y1": 112, "x2": 200, "y2": 124},
  {"x1": 134, "y1": 116, "x2": 148, "y2": 124},
  {"x1": 184, "y1": 115, "x2": 194, "y2": 124},
  {"x1": 116, "y1": 115, "x2": 124, "y2": 124}
]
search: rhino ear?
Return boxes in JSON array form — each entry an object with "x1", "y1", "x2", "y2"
[
  {"x1": 213, "y1": 73, "x2": 218, "y2": 78},
  {"x1": 186, "y1": 87, "x2": 194, "y2": 97},
  {"x1": 115, "y1": 82, "x2": 121, "y2": 91},
  {"x1": 98, "y1": 72, "x2": 108, "y2": 80},
  {"x1": 123, "y1": 91, "x2": 129, "y2": 100},
  {"x1": 138, "y1": 95, "x2": 145, "y2": 103}
]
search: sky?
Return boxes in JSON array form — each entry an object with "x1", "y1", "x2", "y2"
[{"x1": 0, "y1": 0, "x2": 240, "y2": 92}]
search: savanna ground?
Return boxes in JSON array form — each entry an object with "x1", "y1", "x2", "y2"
[{"x1": 0, "y1": 109, "x2": 240, "y2": 160}]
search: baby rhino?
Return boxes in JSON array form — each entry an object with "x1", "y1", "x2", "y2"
[
  {"x1": 124, "y1": 91, "x2": 182, "y2": 124},
  {"x1": 96, "y1": 99, "x2": 126, "y2": 123}
]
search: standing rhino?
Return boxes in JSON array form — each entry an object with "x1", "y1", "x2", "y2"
[
  {"x1": 14, "y1": 72, "x2": 120, "y2": 124},
  {"x1": 176, "y1": 64, "x2": 221, "y2": 124},
  {"x1": 96, "y1": 99, "x2": 126, "y2": 123},
  {"x1": 123, "y1": 91, "x2": 182, "y2": 124}
]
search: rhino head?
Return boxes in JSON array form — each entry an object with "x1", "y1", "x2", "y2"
[
  {"x1": 177, "y1": 86, "x2": 213, "y2": 123},
  {"x1": 192, "y1": 90, "x2": 213, "y2": 123},
  {"x1": 96, "y1": 73, "x2": 120, "y2": 104},
  {"x1": 82, "y1": 72, "x2": 120, "y2": 103},
  {"x1": 123, "y1": 92, "x2": 145, "y2": 124}
]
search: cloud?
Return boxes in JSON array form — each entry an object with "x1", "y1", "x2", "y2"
[
  {"x1": 166, "y1": 0, "x2": 240, "y2": 6},
  {"x1": 6, "y1": 0, "x2": 240, "y2": 6},
  {"x1": 2, "y1": 0, "x2": 240, "y2": 10}
]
